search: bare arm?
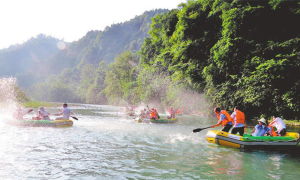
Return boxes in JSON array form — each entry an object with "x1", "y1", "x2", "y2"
[
  {"x1": 269, "y1": 121, "x2": 275, "y2": 126},
  {"x1": 54, "y1": 110, "x2": 63, "y2": 116},
  {"x1": 211, "y1": 120, "x2": 222, "y2": 128}
]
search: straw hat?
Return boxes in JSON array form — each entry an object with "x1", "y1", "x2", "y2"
[{"x1": 258, "y1": 118, "x2": 266, "y2": 124}]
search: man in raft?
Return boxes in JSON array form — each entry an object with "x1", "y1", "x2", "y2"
[
  {"x1": 230, "y1": 106, "x2": 246, "y2": 136},
  {"x1": 55, "y1": 103, "x2": 72, "y2": 120},
  {"x1": 210, "y1": 107, "x2": 234, "y2": 132}
]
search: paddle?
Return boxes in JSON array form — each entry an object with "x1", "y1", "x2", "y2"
[
  {"x1": 71, "y1": 116, "x2": 78, "y2": 120},
  {"x1": 51, "y1": 114, "x2": 78, "y2": 121},
  {"x1": 192, "y1": 126, "x2": 212, "y2": 133}
]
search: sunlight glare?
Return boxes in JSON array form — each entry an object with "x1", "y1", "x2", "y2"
[{"x1": 57, "y1": 41, "x2": 66, "y2": 50}]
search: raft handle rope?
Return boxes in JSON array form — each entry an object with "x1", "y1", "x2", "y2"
[{"x1": 296, "y1": 133, "x2": 300, "y2": 145}]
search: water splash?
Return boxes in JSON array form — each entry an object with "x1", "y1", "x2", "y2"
[
  {"x1": 136, "y1": 71, "x2": 211, "y2": 117},
  {"x1": 171, "y1": 88, "x2": 210, "y2": 117},
  {"x1": 0, "y1": 77, "x2": 20, "y2": 121}
]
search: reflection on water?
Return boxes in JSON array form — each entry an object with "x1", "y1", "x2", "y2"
[{"x1": 0, "y1": 104, "x2": 300, "y2": 179}]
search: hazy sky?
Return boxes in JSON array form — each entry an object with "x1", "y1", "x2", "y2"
[{"x1": 0, "y1": 0, "x2": 186, "y2": 49}]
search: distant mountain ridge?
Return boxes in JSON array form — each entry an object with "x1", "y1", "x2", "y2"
[
  {"x1": 48, "y1": 9, "x2": 168, "y2": 68},
  {"x1": 0, "y1": 34, "x2": 61, "y2": 87},
  {"x1": 0, "y1": 9, "x2": 168, "y2": 90}
]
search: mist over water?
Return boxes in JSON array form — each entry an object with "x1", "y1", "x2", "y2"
[{"x1": 125, "y1": 72, "x2": 211, "y2": 118}]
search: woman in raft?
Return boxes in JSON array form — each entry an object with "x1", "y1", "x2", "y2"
[
  {"x1": 252, "y1": 118, "x2": 271, "y2": 136},
  {"x1": 32, "y1": 107, "x2": 50, "y2": 120}
]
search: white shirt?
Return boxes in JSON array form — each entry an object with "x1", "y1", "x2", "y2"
[
  {"x1": 231, "y1": 111, "x2": 236, "y2": 121},
  {"x1": 62, "y1": 107, "x2": 71, "y2": 119},
  {"x1": 272, "y1": 117, "x2": 286, "y2": 131},
  {"x1": 231, "y1": 111, "x2": 244, "y2": 127}
]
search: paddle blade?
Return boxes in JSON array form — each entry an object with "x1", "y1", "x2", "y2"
[
  {"x1": 192, "y1": 126, "x2": 211, "y2": 133},
  {"x1": 71, "y1": 116, "x2": 78, "y2": 120},
  {"x1": 193, "y1": 128, "x2": 202, "y2": 133}
]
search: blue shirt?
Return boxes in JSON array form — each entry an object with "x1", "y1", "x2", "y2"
[
  {"x1": 220, "y1": 114, "x2": 232, "y2": 125},
  {"x1": 252, "y1": 124, "x2": 270, "y2": 136}
]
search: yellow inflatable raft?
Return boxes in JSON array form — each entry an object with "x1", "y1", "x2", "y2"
[
  {"x1": 206, "y1": 130, "x2": 300, "y2": 150},
  {"x1": 134, "y1": 117, "x2": 150, "y2": 123},
  {"x1": 10, "y1": 119, "x2": 73, "y2": 127},
  {"x1": 150, "y1": 118, "x2": 177, "y2": 123}
]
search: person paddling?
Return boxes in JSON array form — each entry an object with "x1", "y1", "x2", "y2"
[
  {"x1": 139, "y1": 108, "x2": 147, "y2": 119},
  {"x1": 150, "y1": 108, "x2": 159, "y2": 120},
  {"x1": 13, "y1": 106, "x2": 33, "y2": 120},
  {"x1": 167, "y1": 107, "x2": 176, "y2": 119},
  {"x1": 210, "y1": 107, "x2": 233, "y2": 132},
  {"x1": 230, "y1": 106, "x2": 246, "y2": 136},
  {"x1": 54, "y1": 103, "x2": 72, "y2": 120}
]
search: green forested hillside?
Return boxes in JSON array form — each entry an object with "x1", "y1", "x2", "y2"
[
  {"x1": 101, "y1": 0, "x2": 300, "y2": 120},
  {"x1": 137, "y1": 0, "x2": 300, "y2": 119}
]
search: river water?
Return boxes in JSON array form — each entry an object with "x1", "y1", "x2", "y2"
[{"x1": 1, "y1": 104, "x2": 300, "y2": 179}]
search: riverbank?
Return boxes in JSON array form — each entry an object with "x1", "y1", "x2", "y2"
[
  {"x1": 284, "y1": 120, "x2": 300, "y2": 127},
  {"x1": 22, "y1": 101, "x2": 58, "y2": 108}
]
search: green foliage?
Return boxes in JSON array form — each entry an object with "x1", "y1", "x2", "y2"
[
  {"x1": 103, "y1": 51, "x2": 140, "y2": 105},
  {"x1": 85, "y1": 62, "x2": 108, "y2": 104},
  {"x1": 140, "y1": 0, "x2": 300, "y2": 119},
  {"x1": 31, "y1": 79, "x2": 81, "y2": 103},
  {"x1": 14, "y1": 86, "x2": 30, "y2": 102}
]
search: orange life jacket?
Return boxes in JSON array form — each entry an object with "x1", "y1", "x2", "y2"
[
  {"x1": 150, "y1": 111, "x2": 157, "y2": 119},
  {"x1": 268, "y1": 126, "x2": 278, "y2": 136},
  {"x1": 216, "y1": 110, "x2": 233, "y2": 126},
  {"x1": 235, "y1": 110, "x2": 245, "y2": 124}
]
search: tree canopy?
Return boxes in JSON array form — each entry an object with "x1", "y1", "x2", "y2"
[{"x1": 139, "y1": 0, "x2": 300, "y2": 119}]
